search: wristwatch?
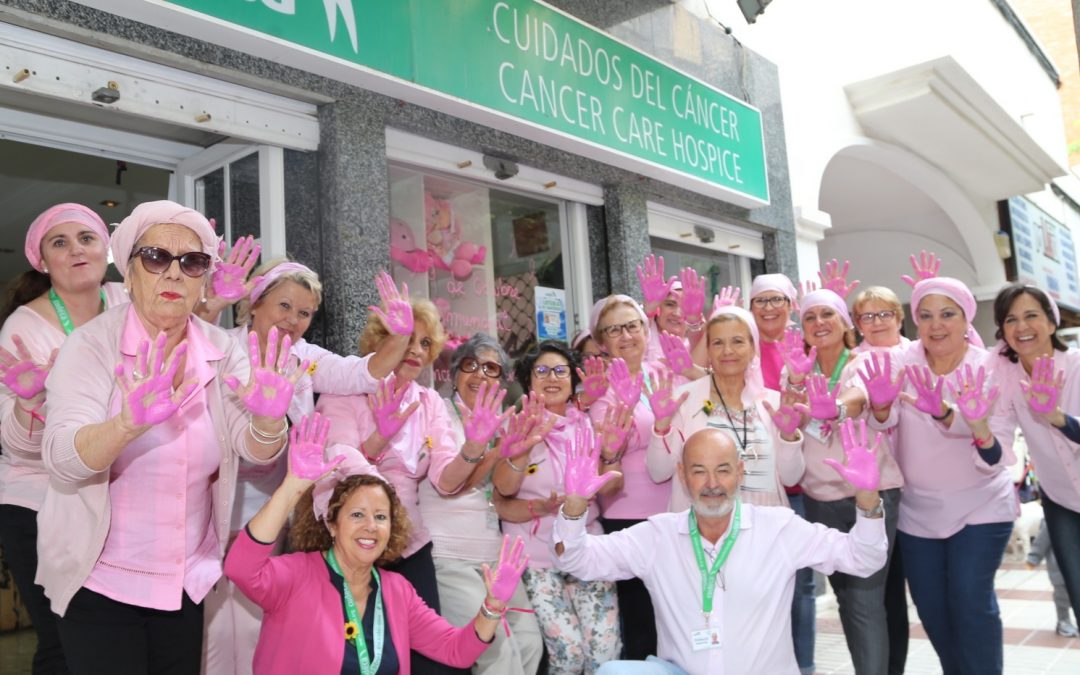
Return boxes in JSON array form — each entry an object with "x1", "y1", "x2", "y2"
[{"x1": 856, "y1": 497, "x2": 885, "y2": 519}]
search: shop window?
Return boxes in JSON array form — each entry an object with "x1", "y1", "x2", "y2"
[
  {"x1": 389, "y1": 166, "x2": 568, "y2": 393},
  {"x1": 649, "y1": 236, "x2": 741, "y2": 297}
]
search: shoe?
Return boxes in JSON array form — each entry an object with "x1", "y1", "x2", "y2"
[{"x1": 1056, "y1": 621, "x2": 1078, "y2": 637}]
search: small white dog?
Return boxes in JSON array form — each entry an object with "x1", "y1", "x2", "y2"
[{"x1": 1007, "y1": 500, "x2": 1044, "y2": 560}]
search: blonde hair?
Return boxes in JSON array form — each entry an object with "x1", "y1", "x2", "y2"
[
  {"x1": 235, "y1": 258, "x2": 323, "y2": 326},
  {"x1": 595, "y1": 299, "x2": 649, "y2": 347},
  {"x1": 851, "y1": 286, "x2": 904, "y2": 324},
  {"x1": 359, "y1": 298, "x2": 446, "y2": 365}
]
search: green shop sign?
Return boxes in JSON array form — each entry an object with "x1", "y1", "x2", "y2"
[{"x1": 164, "y1": 0, "x2": 769, "y2": 205}]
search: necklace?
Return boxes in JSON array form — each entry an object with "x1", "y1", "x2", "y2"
[{"x1": 710, "y1": 373, "x2": 748, "y2": 452}]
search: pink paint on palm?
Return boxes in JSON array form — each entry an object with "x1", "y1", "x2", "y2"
[
  {"x1": 608, "y1": 357, "x2": 643, "y2": 409},
  {"x1": 598, "y1": 402, "x2": 632, "y2": 452},
  {"x1": 947, "y1": 364, "x2": 999, "y2": 422},
  {"x1": 212, "y1": 235, "x2": 262, "y2": 301},
  {"x1": 797, "y1": 373, "x2": 838, "y2": 420},
  {"x1": 563, "y1": 423, "x2": 619, "y2": 499},
  {"x1": 679, "y1": 267, "x2": 706, "y2": 318},
  {"x1": 859, "y1": 352, "x2": 905, "y2": 408},
  {"x1": 483, "y1": 535, "x2": 529, "y2": 604},
  {"x1": 577, "y1": 356, "x2": 608, "y2": 401},
  {"x1": 636, "y1": 254, "x2": 676, "y2": 305},
  {"x1": 905, "y1": 365, "x2": 945, "y2": 416},
  {"x1": 0, "y1": 335, "x2": 54, "y2": 400},
  {"x1": 371, "y1": 373, "x2": 414, "y2": 439},
  {"x1": 463, "y1": 380, "x2": 509, "y2": 445},
  {"x1": 119, "y1": 332, "x2": 193, "y2": 426},
  {"x1": 289, "y1": 413, "x2": 344, "y2": 481},
  {"x1": 818, "y1": 258, "x2": 860, "y2": 299},
  {"x1": 765, "y1": 400, "x2": 801, "y2": 436},
  {"x1": 500, "y1": 394, "x2": 547, "y2": 458},
  {"x1": 823, "y1": 418, "x2": 882, "y2": 491},
  {"x1": 782, "y1": 328, "x2": 816, "y2": 376},
  {"x1": 659, "y1": 331, "x2": 693, "y2": 374},
  {"x1": 225, "y1": 326, "x2": 300, "y2": 418},
  {"x1": 647, "y1": 369, "x2": 685, "y2": 422},
  {"x1": 368, "y1": 270, "x2": 414, "y2": 336},
  {"x1": 711, "y1": 286, "x2": 741, "y2": 315},
  {"x1": 1021, "y1": 356, "x2": 1064, "y2": 415},
  {"x1": 901, "y1": 250, "x2": 941, "y2": 287}
]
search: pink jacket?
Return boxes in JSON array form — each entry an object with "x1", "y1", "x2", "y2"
[
  {"x1": 37, "y1": 304, "x2": 275, "y2": 615},
  {"x1": 224, "y1": 529, "x2": 488, "y2": 675}
]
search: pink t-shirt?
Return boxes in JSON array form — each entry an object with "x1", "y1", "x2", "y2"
[{"x1": 759, "y1": 340, "x2": 785, "y2": 393}]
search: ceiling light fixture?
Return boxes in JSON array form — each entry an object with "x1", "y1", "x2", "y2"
[{"x1": 100, "y1": 199, "x2": 119, "y2": 208}]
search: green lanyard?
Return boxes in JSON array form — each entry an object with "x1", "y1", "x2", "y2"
[
  {"x1": 49, "y1": 288, "x2": 106, "y2": 336},
  {"x1": 325, "y1": 549, "x2": 384, "y2": 675},
  {"x1": 688, "y1": 500, "x2": 741, "y2": 617},
  {"x1": 815, "y1": 348, "x2": 851, "y2": 392}
]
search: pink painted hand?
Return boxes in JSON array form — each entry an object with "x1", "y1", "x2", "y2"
[
  {"x1": 576, "y1": 356, "x2": 608, "y2": 402},
  {"x1": 901, "y1": 250, "x2": 941, "y2": 287},
  {"x1": 563, "y1": 423, "x2": 621, "y2": 500},
  {"x1": 902, "y1": 365, "x2": 946, "y2": 417},
  {"x1": 225, "y1": 326, "x2": 308, "y2": 419},
  {"x1": 1021, "y1": 355, "x2": 1064, "y2": 416},
  {"x1": 647, "y1": 368, "x2": 690, "y2": 427},
  {"x1": 659, "y1": 331, "x2": 694, "y2": 376},
  {"x1": 711, "y1": 286, "x2": 742, "y2": 315},
  {"x1": 499, "y1": 393, "x2": 554, "y2": 459},
  {"x1": 636, "y1": 254, "x2": 677, "y2": 305},
  {"x1": 794, "y1": 373, "x2": 839, "y2": 420},
  {"x1": 817, "y1": 258, "x2": 860, "y2": 299},
  {"x1": 859, "y1": 351, "x2": 906, "y2": 409},
  {"x1": 597, "y1": 401, "x2": 634, "y2": 454},
  {"x1": 212, "y1": 235, "x2": 262, "y2": 301},
  {"x1": 799, "y1": 279, "x2": 819, "y2": 301},
  {"x1": 781, "y1": 327, "x2": 817, "y2": 377},
  {"x1": 823, "y1": 418, "x2": 882, "y2": 491},
  {"x1": 0, "y1": 335, "x2": 57, "y2": 400},
  {"x1": 608, "y1": 357, "x2": 643, "y2": 409},
  {"x1": 946, "y1": 364, "x2": 999, "y2": 423},
  {"x1": 762, "y1": 399, "x2": 802, "y2": 436},
  {"x1": 370, "y1": 373, "x2": 421, "y2": 440},
  {"x1": 116, "y1": 332, "x2": 198, "y2": 427},
  {"x1": 679, "y1": 267, "x2": 706, "y2": 319},
  {"x1": 462, "y1": 380, "x2": 511, "y2": 446},
  {"x1": 368, "y1": 270, "x2": 414, "y2": 336},
  {"x1": 482, "y1": 535, "x2": 529, "y2": 604},
  {"x1": 287, "y1": 413, "x2": 344, "y2": 482}
]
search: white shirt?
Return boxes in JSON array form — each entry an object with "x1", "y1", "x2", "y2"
[{"x1": 552, "y1": 503, "x2": 887, "y2": 674}]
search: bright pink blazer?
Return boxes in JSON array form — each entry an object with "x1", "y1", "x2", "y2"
[{"x1": 224, "y1": 530, "x2": 489, "y2": 675}]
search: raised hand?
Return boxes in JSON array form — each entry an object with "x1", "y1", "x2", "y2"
[
  {"x1": 647, "y1": 368, "x2": 689, "y2": 428},
  {"x1": 679, "y1": 267, "x2": 706, "y2": 320},
  {"x1": 500, "y1": 393, "x2": 553, "y2": 459},
  {"x1": 902, "y1": 365, "x2": 946, "y2": 417},
  {"x1": 799, "y1": 279, "x2": 819, "y2": 301},
  {"x1": 597, "y1": 401, "x2": 634, "y2": 453},
  {"x1": 576, "y1": 356, "x2": 608, "y2": 403},
  {"x1": 462, "y1": 380, "x2": 510, "y2": 446},
  {"x1": 794, "y1": 374, "x2": 838, "y2": 420},
  {"x1": 287, "y1": 413, "x2": 344, "y2": 481},
  {"x1": 711, "y1": 286, "x2": 742, "y2": 315},
  {"x1": 368, "y1": 270, "x2": 414, "y2": 336},
  {"x1": 781, "y1": 327, "x2": 817, "y2": 378},
  {"x1": 901, "y1": 250, "x2": 941, "y2": 287},
  {"x1": 1021, "y1": 355, "x2": 1064, "y2": 416},
  {"x1": 659, "y1": 331, "x2": 694, "y2": 376},
  {"x1": 859, "y1": 352, "x2": 905, "y2": 410},
  {"x1": 608, "y1": 358, "x2": 643, "y2": 409},
  {"x1": 0, "y1": 335, "x2": 56, "y2": 400},
  {"x1": 370, "y1": 373, "x2": 421, "y2": 440},
  {"x1": 818, "y1": 258, "x2": 860, "y2": 299},
  {"x1": 946, "y1": 364, "x2": 999, "y2": 424},
  {"x1": 225, "y1": 326, "x2": 308, "y2": 419},
  {"x1": 116, "y1": 332, "x2": 198, "y2": 427},
  {"x1": 763, "y1": 399, "x2": 802, "y2": 436},
  {"x1": 212, "y1": 235, "x2": 262, "y2": 301},
  {"x1": 823, "y1": 418, "x2": 882, "y2": 491},
  {"x1": 482, "y1": 535, "x2": 529, "y2": 607},
  {"x1": 636, "y1": 254, "x2": 677, "y2": 305},
  {"x1": 563, "y1": 423, "x2": 620, "y2": 499}
]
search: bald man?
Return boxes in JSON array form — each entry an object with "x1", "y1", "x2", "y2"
[{"x1": 553, "y1": 428, "x2": 887, "y2": 675}]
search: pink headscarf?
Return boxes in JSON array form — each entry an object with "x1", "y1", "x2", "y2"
[
  {"x1": 589, "y1": 294, "x2": 649, "y2": 336},
  {"x1": 312, "y1": 445, "x2": 385, "y2": 526},
  {"x1": 707, "y1": 305, "x2": 766, "y2": 397},
  {"x1": 110, "y1": 200, "x2": 218, "y2": 279},
  {"x1": 571, "y1": 329, "x2": 592, "y2": 350},
  {"x1": 910, "y1": 277, "x2": 985, "y2": 348},
  {"x1": 799, "y1": 289, "x2": 854, "y2": 329},
  {"x1": 751, "y1": 273, "x2": 800, "y2": 312},
  {"x1": 1026, "y1": 285, "x2": 1061, "y2": 325},
  {"x1": 249, "y1": 261, "x2": 315, "y2": 306},
  {"x1": 25, "y1": 203, "x2": 110, "y2": 273}
]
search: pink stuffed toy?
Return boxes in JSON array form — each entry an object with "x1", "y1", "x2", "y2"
[
  {"x1": 425, "y1": 191, "x2": 487, "y2": 280},
  {"x1": 389, "y1": 217, "x2": 433, "y2": 274}
]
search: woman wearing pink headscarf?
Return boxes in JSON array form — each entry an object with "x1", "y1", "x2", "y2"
[
  {"x1": 873, "y1": 277, "x2": 1017, "y2": 675},
  {"x1": 0, "y1": 203, "x2": 126, "y2": 673},
  {"x1": 37, "y1": 200, "x2": 304, "y2": 674}
]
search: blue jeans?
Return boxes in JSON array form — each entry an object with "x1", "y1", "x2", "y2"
[
  {"x1": 787, "y1": 493, "x2": 816, "y2": 673},
  {"x1": 596, "y1": 656, "x2": 690, "y2": 675},
  {"x1": 1042, "y1": 490, "x2": 1080, "y2": 625},
  {"x1": 899, "y1": 522, "x2": 1012, "y2": 675}
]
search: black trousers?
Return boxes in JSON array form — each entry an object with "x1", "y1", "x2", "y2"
[
  {"x1": 56, "y1": 588, "x2": 203, "y2": 675},
  {"x1": 0, "y1": 504, "x2": 69, "y2": 674},
  {"x1": 602, "y1": 518, "x2": 658, "y2": 660}
]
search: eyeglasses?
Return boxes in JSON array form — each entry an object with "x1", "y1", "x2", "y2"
[
  {"x1": 459, "y1": 357, "x2": 503, "y2": 379},
  {"x1": 599, "y1": 319, "x2": 644, "y2": 339},
  {"x1": 133, "y1": 246, "x2": 212, "y2": 278},
  {"x1": 751, "y1": 295, "x2": 789, "y2": 308},
  {"x1": 857, "y1": 310, "x2": 897, "y2": 325},
  {"x1": 533, "y1": 364, "x2": 571, "y2": 380}
]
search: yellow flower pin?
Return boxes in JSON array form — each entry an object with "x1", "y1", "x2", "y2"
[
  {"x1": 306, "y1": 361, "x2": 318, "y2": 376},
  {"x1": 702, "y1": 400, "x2": 715, "y2": 416},
  {"x1": 526, "y1": 463, "x2": 540, "y2": 475},
  {"x1": 344, "y1": 621, "x2": 359, "y2": 642}
]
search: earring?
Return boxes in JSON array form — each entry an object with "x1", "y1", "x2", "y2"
[{"x1": 42, "y1": 266, "x2": 48, "y2": 274}]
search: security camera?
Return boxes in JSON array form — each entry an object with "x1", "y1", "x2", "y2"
[
  {"x1": 483, "y1": 155, "x2": 519, "y2": 180},
  {"x1": 694, "y1": 225, "x2": 715, "y2": 244}
]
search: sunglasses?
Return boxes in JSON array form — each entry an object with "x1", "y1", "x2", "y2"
[
  {"x1": 459, "y1": 357, "x2": 503, "y2": 378},
  {"x1": 134, "y1": 246, "x2": 212, "y2": 278}
]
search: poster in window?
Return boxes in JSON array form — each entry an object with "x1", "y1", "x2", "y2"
[{"x1": 513, "y1": 212, "x2": 550, "y2": 257}]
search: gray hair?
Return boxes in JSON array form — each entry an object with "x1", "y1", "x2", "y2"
[{"x1": 449, "y1": 333, "x2": 510, "y2": 383}]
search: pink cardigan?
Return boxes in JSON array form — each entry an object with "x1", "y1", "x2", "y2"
[{"x1": 224, "y1": 530, "x2": 489, "y2": 675}]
